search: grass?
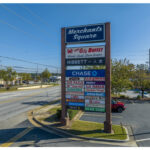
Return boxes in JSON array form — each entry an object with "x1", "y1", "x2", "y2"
[
  {"x1": 68, "y1": 120, "x2": 127, "y2": 140},
  {"x1": 0, "y1": 87, "x2": 18, "y2": 93},
  {"x1": 38, "y1": 105, "x2": 127, "y2": 140},
  {"x1": 43, "y1": 106, "x2": 79, "y2": 122},
  {"x1": 47, "y1": 106, "x2": 61, "y2": 114}
]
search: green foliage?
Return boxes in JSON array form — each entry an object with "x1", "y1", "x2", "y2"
[
  {"x1": 136, "y1": 95, "x2": 141, "y2": 99},
  {"x1": 41, "y1": 68, "x2": 51, "y2": 82},
  {"x1": 19, "y1": 73, "x2": 32, "y2": 82},
  {"x1": 0, "y1": 67, "x2": 17, "y2": 87},
  {"x1": 119, "y1": 95, "x2": 126, "y2": 99},
  {"x1": 67, "y1": 109, "x2": 79, "y2": 120},
  {"x1": 132, "y1": 64, "x2": 150, "y2": 98},
  {"x1": 56, "y1": 109, "x2": 61, "y2": 119},
  {"x1": 70, "y1": 120, "x2": 127, "y2": 140},
  {"x1": 111, "y1": 58, "x2": 134, "y2": 94},
  {"x1": 2, "y1": 67, "x2": 17, "y2": 82},
  {"x1": 55, "y1": 108, "x2": 79, "y2": 120}
]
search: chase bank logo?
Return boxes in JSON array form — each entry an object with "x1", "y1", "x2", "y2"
[{"x1": 92, "y1": 71, "x2": 97, "y2": 76}]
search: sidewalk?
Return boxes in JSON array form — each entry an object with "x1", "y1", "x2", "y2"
[{"x1": 28, "y1": 104, "x2": 138, "y2": 147}]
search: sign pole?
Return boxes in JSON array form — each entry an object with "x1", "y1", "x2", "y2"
[
  {"x1": 61, "y1": 28, "x2": 68, "y2": 125},
  {"x1": 104, "y1": 22, "x2": 112, "y2": 133}
]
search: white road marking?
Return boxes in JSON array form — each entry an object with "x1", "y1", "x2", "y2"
[{"x1": 136, "y1": 138, "x2": 150, "y2": 142}]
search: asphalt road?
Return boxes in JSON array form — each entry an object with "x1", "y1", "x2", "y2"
[
  {"x1": 0, "y1": 86, "x2": 122, "y2": 147},
  {"x1": 1, "y1": 86, "x2": 149, "y2": 147},
  {"x1": 81, "y1": 101, "x2": 150, "y2": 147}
]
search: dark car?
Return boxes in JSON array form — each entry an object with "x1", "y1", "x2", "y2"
[
  {"x1": 0, "y1": 84, "x2": 4, "y2": 88},
  {"x1": 111, "y1": 100, "x2": 126, "y2": 113}
]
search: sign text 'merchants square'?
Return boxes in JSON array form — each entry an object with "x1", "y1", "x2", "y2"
[{"x1": 65, "y1": 23, "x2": 105, "y2": 43}]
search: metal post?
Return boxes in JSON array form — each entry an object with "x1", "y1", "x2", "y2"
[
  {"x1": 104, "y1": 22, "x2": 112, "y2": 133},
  {"x1": 149, "y1": 49, "x2": 150, "y2": 72},
  {"x1": 61, "y1": 28, "x2": 68, "y2": 125}
]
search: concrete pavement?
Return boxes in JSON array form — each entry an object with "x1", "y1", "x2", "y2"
[{"x1": 81, "y1": 102, "x2": 150, "y2": 147}]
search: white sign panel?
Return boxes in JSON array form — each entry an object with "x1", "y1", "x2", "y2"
[
  {"x1": 66, "y1": 46, "x2": 105, "y2": 59},
  {"x1": 66, "y1": 95, "x2": 84, "y2": 99},
  {"x1": 85, "y1": 99, "x2": 105, "y2": 104}
]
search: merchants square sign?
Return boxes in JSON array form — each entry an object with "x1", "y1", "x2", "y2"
[{"x1": 65, "y1": 23, "x2": 105, "y2": 43}]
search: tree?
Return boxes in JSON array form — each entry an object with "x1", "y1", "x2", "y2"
[
  {"x1": 132, "y1": 64, "x2": 150, "y2": 98},
  {"x1": 111, "y1": 58, "x2": 135, "y2": 95},
  {"x1": 2, "y1": 67, "x2": 17, "y2": 88},
  {"x1": 41, "y1": 68, "x2": 51, "y2": 83},
  {"x1": 19, "y1": 73, "x2": 32, "y2": 83}
]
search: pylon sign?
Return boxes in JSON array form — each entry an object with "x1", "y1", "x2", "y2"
[{"x1": 61, "y1": 22, "x2": 112, "y2": 133}]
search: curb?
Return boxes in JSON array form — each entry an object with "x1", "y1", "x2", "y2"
[
  {"x1": 28, "y1": 105, "x2": 131, "y2": 143},
  {"x1": 32, "y1": 116, "x2": 130, "y2": 143}
]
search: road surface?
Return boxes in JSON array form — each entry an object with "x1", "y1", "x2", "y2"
[
  {"x1": 81, "y1": 101, "x2": 150, "y2": 147},
  {"x1": 0, "y1": 86, "x2": 121, "y2": 147}
]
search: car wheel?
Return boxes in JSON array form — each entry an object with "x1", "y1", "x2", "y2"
[{"x1": 117, "y1": 107, "x2": 123, "y2": 113}]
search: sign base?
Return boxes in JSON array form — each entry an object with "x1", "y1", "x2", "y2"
[
  {"x1": 61, "y1": 117, "x2": 70, "y2": 126},
  {"x1": 104, "y1": 121, "x2": 112, "y2": 133}
]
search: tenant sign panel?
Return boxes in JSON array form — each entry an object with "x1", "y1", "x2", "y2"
[
  {"x1": 66, "y1": 46, "x2": 105, "y2": 59},
  {"x1": 66, "y1": 70, "x2": 105, "y2": 77}
]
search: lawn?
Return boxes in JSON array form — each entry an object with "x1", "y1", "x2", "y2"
[{"x1": 68, "y1": 120, "x2": 127, "y2": 140}]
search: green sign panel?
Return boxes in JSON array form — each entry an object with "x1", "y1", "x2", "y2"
[{"x1": 85, "y1": 107, "x2": 105, "y2": 112}]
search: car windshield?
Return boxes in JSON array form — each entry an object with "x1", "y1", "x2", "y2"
[{"x1": 112, "y1": 100, "x2": 117, "y2": 104}]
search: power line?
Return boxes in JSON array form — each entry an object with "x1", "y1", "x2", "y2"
[
  {"x1": 0, "y1": 55, "x2": 60, "y2": 69},
  {"x1": 21, "y1": 4, "x2": 50, "y2": 28},
  {"x1": 0, "y1": 19, "x2": 50, "y2": 45},
  {"x1": 1, "y1": 4, "x2": 50, "y2": 36}
]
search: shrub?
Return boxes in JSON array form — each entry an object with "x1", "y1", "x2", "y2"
[
  {"x1": 120, "y1": 95, "x2": 126, "y2": 99},
  {"x1": 56, "y1": 109, "x2": 61, "y2": 119},
  {"x1": 68, "y1": 109, "x2": 79, "y2": 120},
  {"x1": 136, "y1": 95, "x2": 141, "y2": 99}
]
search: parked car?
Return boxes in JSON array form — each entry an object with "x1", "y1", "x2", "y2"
[
  {"x1": 0, "y1": 84, "x2": 4, "y2": 88},
  {"x1": 111, "y1": 100, "x2": 126, "y2": 113}
]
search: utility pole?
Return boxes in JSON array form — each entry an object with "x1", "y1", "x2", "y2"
[
  {"x1": 149, "y1": 48, "x2": 150, "y2": 72},
  {"x1": 36, "y1": 64, "x2": 38, "y2": 82}
]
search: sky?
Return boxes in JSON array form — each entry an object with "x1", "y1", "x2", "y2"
[{"x1": 0, "y1": 3, "x2": 150, "y2": 73}]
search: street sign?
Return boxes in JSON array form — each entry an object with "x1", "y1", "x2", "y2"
[
  {"x1": 66, "y1": 58, "x2": 105, "y2": 66},
  {"x1": 65, "y1": 23, "x2": 105, "y2": 43},
  {"x1": 66, "y1": 46, "x2": 105, "y2": 59},
  {"x1": 66, "y1": 70, "x2": 105, "y2": 77}
]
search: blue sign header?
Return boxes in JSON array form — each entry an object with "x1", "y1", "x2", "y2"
[
  {"x1": 66, "y1": 70, "x2": 105, "y2": 77},
  {"x1": 65, "y1": 23, "x2": 105, "y2": 43}
]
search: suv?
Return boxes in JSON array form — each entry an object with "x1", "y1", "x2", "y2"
[{"x1": 111, "y1": 100, "x2": 126, "y2": 113}]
